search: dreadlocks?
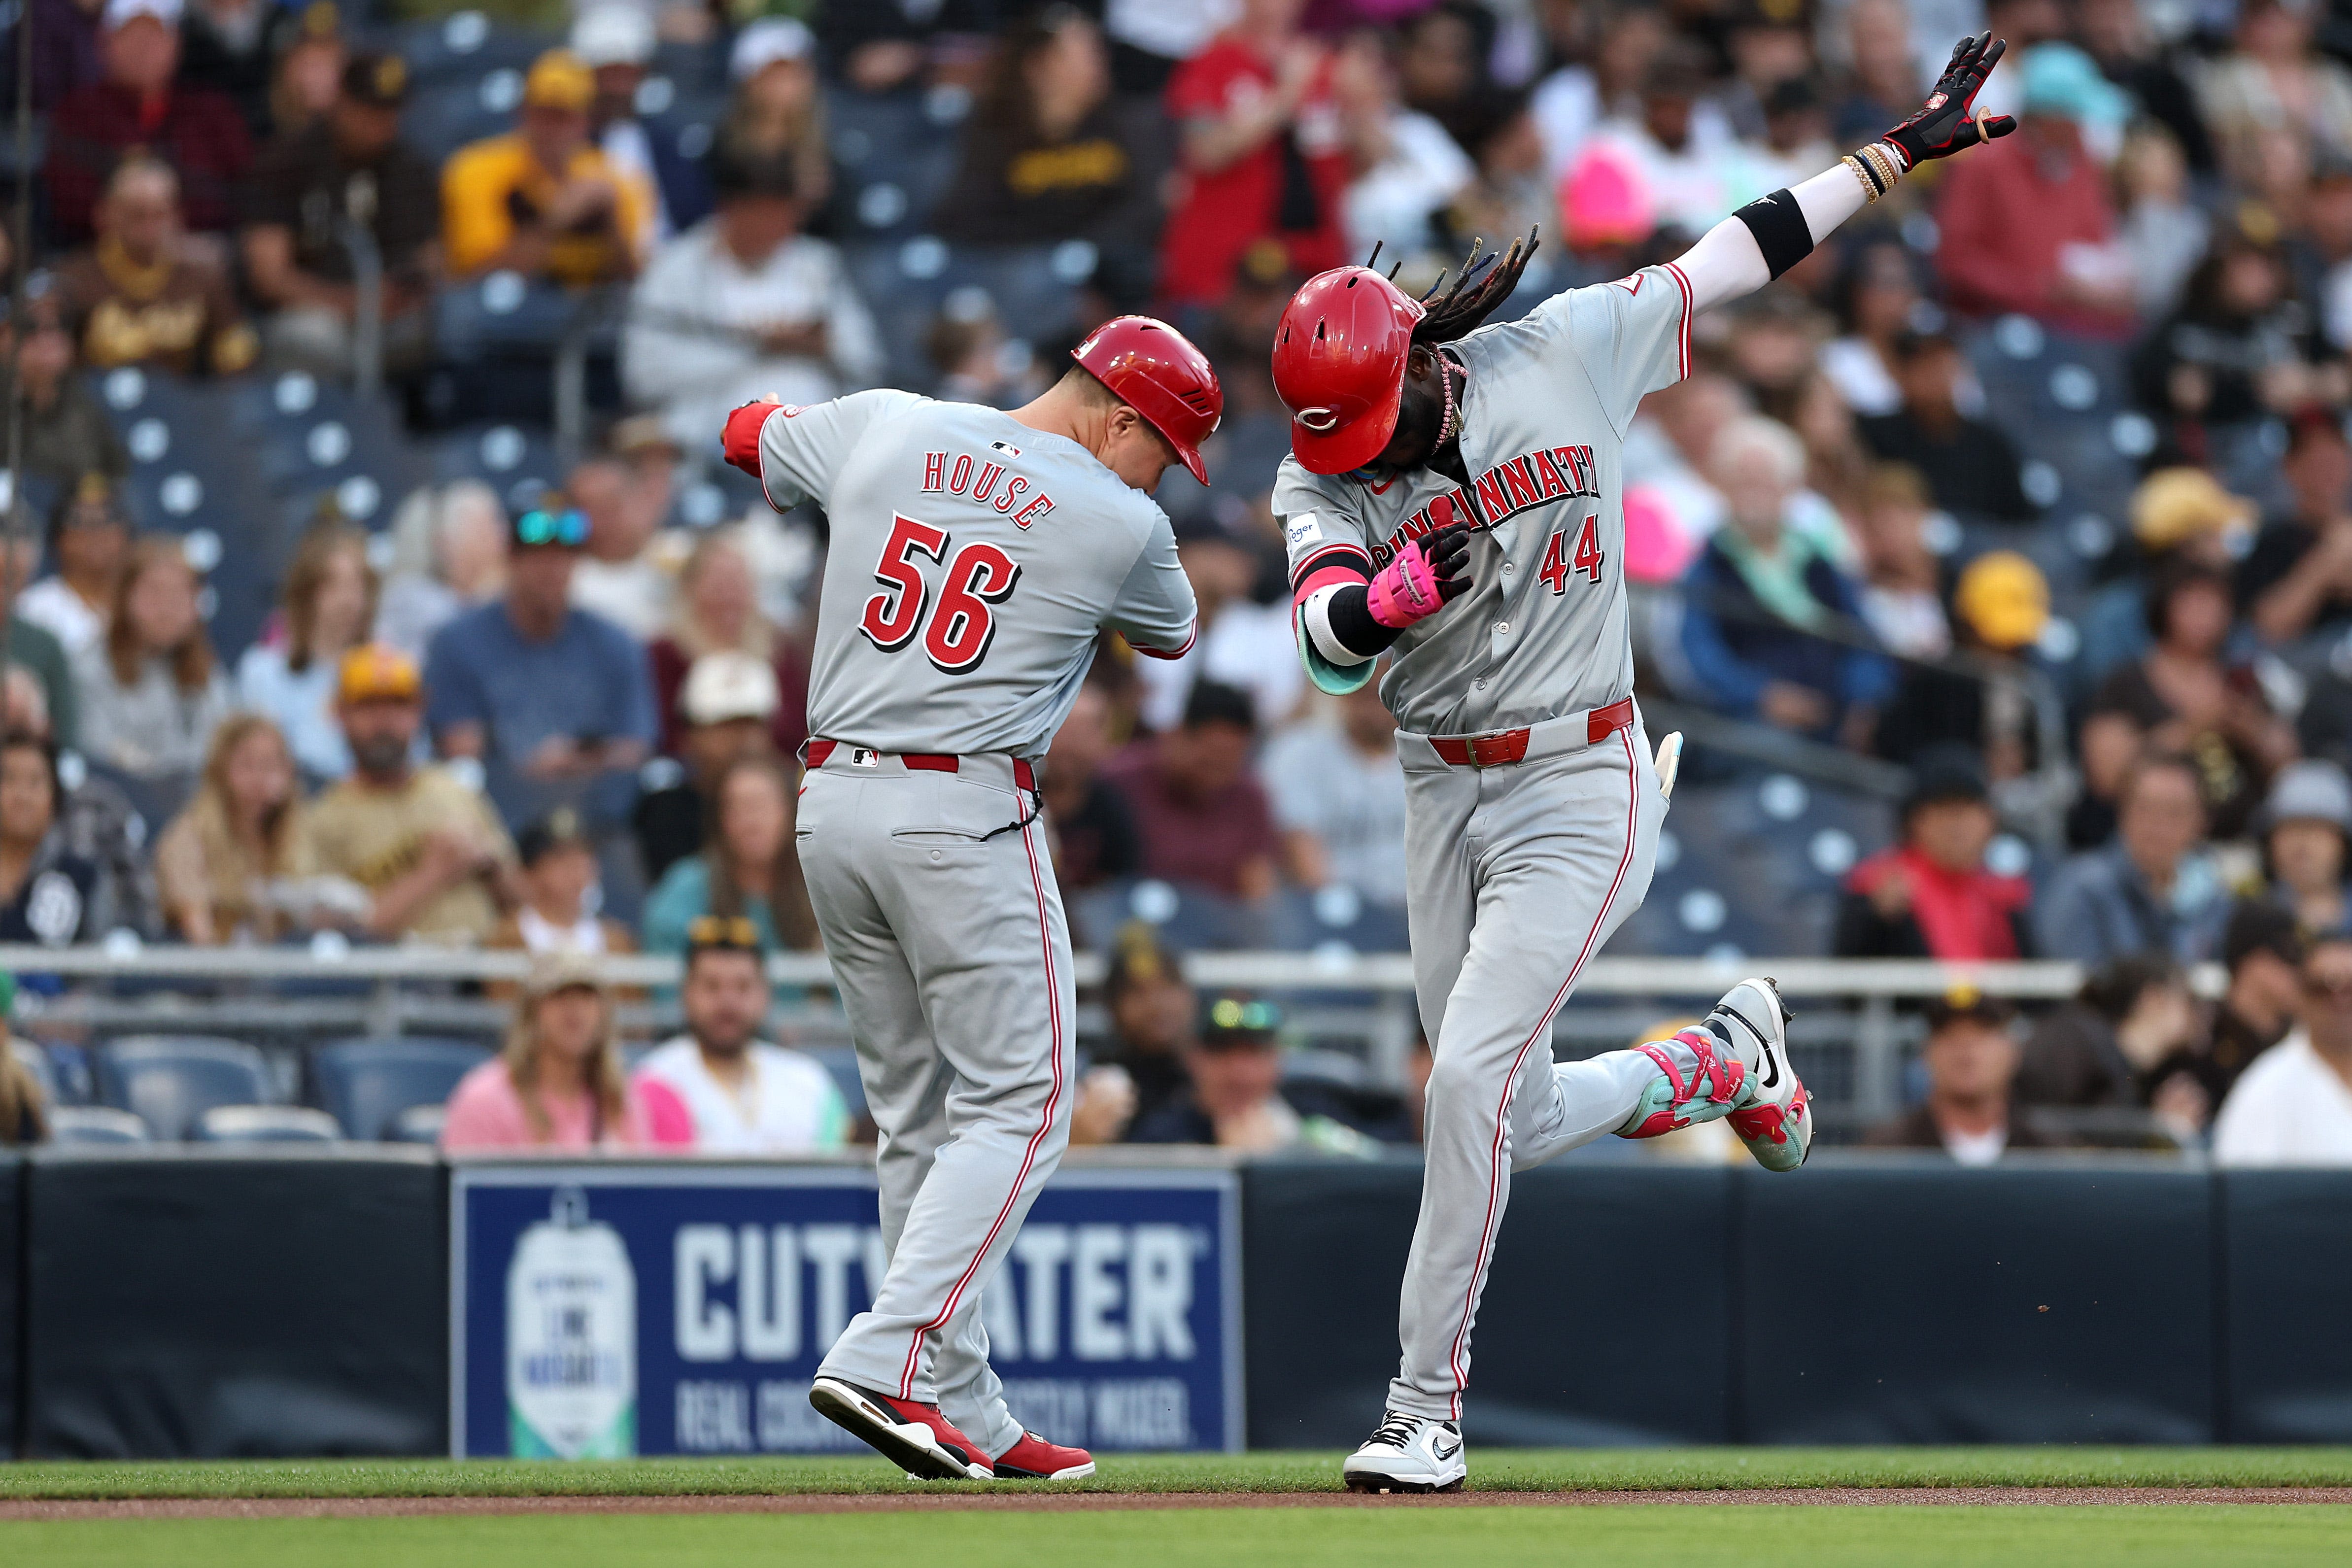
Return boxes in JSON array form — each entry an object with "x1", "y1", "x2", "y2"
[{"x1": 1411, "y1": 229, "x2": 1541, "y2": 345}]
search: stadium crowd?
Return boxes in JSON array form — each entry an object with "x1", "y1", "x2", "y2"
[{"x1": 3, "y1": 0, "x2": 2352, "y2": 1162}]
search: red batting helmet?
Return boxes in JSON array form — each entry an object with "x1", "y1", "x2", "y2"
[
  {"x1": 1272, "y1": 267, "x2": 1427, "y2": 475},
  {"x1": 1071, "y1": 315, "x2": 1222, "y2": 485}
]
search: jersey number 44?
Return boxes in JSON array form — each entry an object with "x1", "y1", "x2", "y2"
[
  {"x1": 858, "y1": 513, "x2": 1024, "y2": 674},
  {"x1": 1539, "y1": 513, "x2": 1605, "y2": 595}
]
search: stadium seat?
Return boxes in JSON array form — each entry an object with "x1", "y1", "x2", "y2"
[
  {"x1": 193, "y1": 1105, "x2": 344, "y2": 1143},
  {"x1": 93, "y1": 1036, "x2": 275, "y2": 1140},
  {"x1": 311, "y1": 1037, "x2": 490, "y2": 1141},
  {"x1": 386, "y1": 1103, "x2": 447, "y2": 1145},
  {"x1": 433, "y1": 422, "x2": 572, "y2": 516},
  {"x1": 43, "y1": 1105, "x2": 153, "y2": 1144}
]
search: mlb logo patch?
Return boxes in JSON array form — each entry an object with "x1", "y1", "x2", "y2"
[{"x1": 849, "y1": 748, "x2": 882, "y2": 768}]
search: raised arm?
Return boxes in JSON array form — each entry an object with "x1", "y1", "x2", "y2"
[{"x1": 1674, "y1": 32, "x2": 2015, "y2": 314}]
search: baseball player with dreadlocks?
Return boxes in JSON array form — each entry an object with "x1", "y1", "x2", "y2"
[{"x1": 1266, "y1": 36, "x2": 2016, "y2": 1492}]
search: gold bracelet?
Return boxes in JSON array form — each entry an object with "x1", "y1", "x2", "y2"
[
  {"x1": 1863, "y1": 141, "x2": 1904, "y2": 193},
  {"x1": 1843, "y1": 154, "x2": 1880, "y2": 203}
]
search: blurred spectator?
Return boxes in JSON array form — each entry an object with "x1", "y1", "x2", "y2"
[
  {"x1": 1676, "y1": 416, "x2": 1893, "y2": 743},
  {"x1": 153, "y1": 712, "x2": 310, "y2": 944},
  {"x1": 373, "y1": 481, "x2": 508, "y2": 663},
  {"x1": 2147, "y1": 901, "x2": 2308, "y2": 1125},
  {"x1": 2034, "y1": 752, "x2": 2231, "y2": 966},
  {"x1": 242, "y1": 51, "x2": 440, "y2": 378},
  {"x1": 1, "y1": 1003, "x2": 46, "y2": 1145},
  {"x1": 2, "y1": 663, "x2": 154, "y2": 935},
  {"x1": 2212, "y1": 930, "x2": 2352, "y2": 1166},
  {"x1": 73, "y1": 536, "x2": 229, "y2": 787},
  {"x1": 1846, "y1": 464, "x2": 1948, "y2": 660},
  {"x1": 622, "y1": 146, "x2": 883, "y2": 450},
  {"x1": 1395, "y1": 3, "x2": 1487, "y2": 151},
  {"x1": 44, "y1": 0, "x2": 253, "y2": 243},
  {"x1": 1530, "y1": 1, "x2": 1666, "y2": 175},
  {"x1": 53, "y1": 155, "x2": 258, "y2": 375},
  {"x1": 2075, "y1": 0, "x2": 2215, "y2": 174},
  {"x1": 260, "y1": 0, "x2": 342, "y2": 140},
  {"x1": 1855, "y1": 329, "x2": 2033, "y2": 523},
  {"x1": 2067, "y1": 703, "x2": 2146, "y2": 850},
  {"x1": 7, "y1": 318, "x2": 130, "y2": 491},
  {"x1": 423, "y1": 496, "x2": 657, "y2": 826},
  {"x1": 1127, "y1": 992, "x2": 1374, "y2": 1152},
  {"x1": 1, "y1": 548, "x2": 83, "y2": 751},
  {"x1": 1160, "y1": 0, "x2": 1347, "y2": 308},
  {"x1": 0, "y1": 731, "x2": 106, "y2": 945},
  {"x1": 0, "y1": 0, "x2": 104, "y2": 115},
  {"x1": 2014, "y1": 954, "x2": 2198, "y2": 1110},
  {"x1": 2241, "y1": 413, "x2": 2352, "y2": 646},
  {"x1": 1070, "y1": 926, "x2": 1196, "y2": 1144},
  {"x1": 2257, "y1": 759, "x2": 2352, "y2": 937},
  {"x1": 2198, "y1": 0, "x2": 2352, "y2": 184},
  {"x1": 1329, "y1": 28, "x2": 1474, "y2": 266},
  {"x1": 571, "y1": 5, "x2": 676, "y2": 240},
  {"x1": 1439, "y1": 94, "x2": 1557, "y2": 275},
  {"x1": 1873, "y1": 550, "x2": 2049, "y2": 780},
  {"x1": 633, "y1": 917, "x2": 850, "y2": 1153},
  {"x1": 1862, "y1": 985, "x2": 2056, "y2": 1162},
  {"x1": 714, "y1": 19, "x2": 831, "y2": 219},
  {"x1": 2115, "y1": 127, "x2": 2210, "y2": 320},
  {"x1": 178, "y1": 0, "x2": 312, "y2": 136},
  {"x1": 1835, "y1": 760, "x2": 2031, "y2": 961},
  {"x1": 1261, "y1": 677, "x2": 1406, "y2": 910},
  {"x1": 442, "y1": 49, "x2": 652, "y2": 287},
  {"x1": 236, "y1": 519, "x2": 375, "y2": 782},
  {"x1": 1102, "y1": 681, "x2": 1280, "y2": 905},
  {"x1": 563, "y1": 448, "x2": 671, "y2": 640},
  {"x1": 299, "y1": 645, "x2": 517, "y2": 944},
  {"x1": 442, "y1": 953, "x2": 680, "y2": 1151},
  {"x1": 1820, "y1": 240, "x2": 1974, "y2": 421},
  {"x1": 1137, "y1": 520, "x2": 1299, "y2": 732},
  {"x1": 2092, "y1": 558, "x2": 2297, "y2": 839},
  {"x1": 935, "y1": 7, "x2": 1151, "y2": 249},
  {"x1": 643, "y1": 754, "x2": 817, "y2": 956},
  {"x1": 488, "y1": 807, "x2": 634, "y2": 959},
  {"x1": 1591, "y1": 43, "x2": 1742, "y2": 235},
  {"x1": 2133, "y1": 228, "x2": 2333, "y2": 436},
  {"x1": 2305, "y1": 161, "x2": 2352, "y2": 353},
  {"x1": 632, "y1": 652, "x2": 780, "y2": 886},
  {"x1": 2079, "y1": 466, "x2": 2257, "y2": 687},
  {"x1": 1934, "y1": 43, "x2": 2135, "y2": 338},
  {"x1": 1745, "y1": 75, "x2": 1835, "y2": 193},
  {"x1": 1043, "y1": 681, "x2": 1141, "y2": 897},
  {"x1": 647, "y1": 530, "x2": 809, "y2": 761}
]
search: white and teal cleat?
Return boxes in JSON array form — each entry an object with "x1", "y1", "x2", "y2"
[{"x1": 1704, "y1": 977, "x2": 1812, "y2": 1171}]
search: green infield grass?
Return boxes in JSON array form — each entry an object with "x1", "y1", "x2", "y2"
[
  {"x1": 5, "y1": 1506, "x2": 2352, "y2": 1568},
  {"x1": 4, "y1": 1446, "x2": 2352, "y2": 1499}
]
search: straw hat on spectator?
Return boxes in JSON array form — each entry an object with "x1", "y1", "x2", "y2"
[
  {"x1": 2130, "y1": 468, "x2": 2255, "y2": 553},
  {"x1": 730, "y1": 17, "x2": 814, "y2": 81},
  {"x1": 681, "y1": 652, "x2": 780, "y2": 727},
  {"x1": 1952, "y1": 550, "x2": 2049, "y2": 652},
  {"x1": 572, "y1": 5, "x2": 655, "y2": 68},
  {"x1": 522, "y1": 948, "x2": 609, "y2": 1001}
]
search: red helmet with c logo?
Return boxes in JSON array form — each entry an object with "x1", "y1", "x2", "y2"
[
  {"x1": 1071, "y1": 315, "x2": 1223, "y2": 485},
  {"x1": 1271, "y1": 267, "x2": 1427, "y2": 475}
]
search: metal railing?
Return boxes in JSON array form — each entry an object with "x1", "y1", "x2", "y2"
[{"x1": 1, "y1": 946, "x2": 2200, "y2": 1127}]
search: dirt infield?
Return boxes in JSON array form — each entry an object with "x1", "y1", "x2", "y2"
[{"x1": 6, "y1": 1487, "x2": 2350, "y2": 1520}]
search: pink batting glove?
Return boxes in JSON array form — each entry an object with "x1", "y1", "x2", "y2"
[{"x1": 1365, "y1": 538, "x2": 1447, "y2": 628}]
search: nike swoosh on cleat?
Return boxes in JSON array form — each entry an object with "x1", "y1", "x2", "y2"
[
  {"x1": 1432, "y1": 1436, "x2": 1462, "y2": 1460},
  {"x1": 1721, "y1": 1003, "x2": 1780, "y2": 1088}
]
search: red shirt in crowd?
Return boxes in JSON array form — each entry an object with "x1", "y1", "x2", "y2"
[
  {"x1": 1159, "y1": 36, "x2": 1350, "y2": 307},
  {"x1": 44, "y1": 81, "x2": 254, "y2": 243},
  {"x1": 1934, "y1": 129, "x2": 2135, "y2": 341},
  {"x1": 1101, "y1": 740, "x2": 1280, "y2": 900},
  {"x1": 1845, "y1": 845, "x2": 2033, "y2": 961}
]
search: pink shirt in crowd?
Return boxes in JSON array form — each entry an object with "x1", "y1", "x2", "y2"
[{"x1": 440, "y1": 1058, "x2": 693, "y2": 1151}]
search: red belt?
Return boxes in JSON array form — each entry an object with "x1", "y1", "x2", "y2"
[
  {"x1": 804, "y1": 740, "x2": 1037, "y2": 791},
  {"x1": 1428, "y1": 697, "x2": 1634, "y2": 769}
]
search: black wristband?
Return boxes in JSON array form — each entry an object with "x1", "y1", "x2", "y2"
[
  {"x1": 1324, "y1": 582, "x2": 1403, "y2": 660},
  {"x1": 1733, "y1": 188, "x2": 1814, "y2": 280}
]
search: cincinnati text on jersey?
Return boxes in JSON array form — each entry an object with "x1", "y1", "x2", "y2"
[
  {"x1": 920, "y1": 448, "x2": 1057, "y2": 528},
  {"x1": 1363, "y1": 443, "x2": 1601, "y2": 566}
]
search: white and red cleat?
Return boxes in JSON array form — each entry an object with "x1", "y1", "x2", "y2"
[
  {"x1": 1709, "y1": 977, "x2": 1812, "y2": 1172},
  {"x1": 991, "y1": 1431, "x2": 1095, "y2": 1480},
  {"x1": 809, "y1": 1378, "x2": 994, "y2": 1480}
]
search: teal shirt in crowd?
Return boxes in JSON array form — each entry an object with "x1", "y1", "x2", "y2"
[{"x1": 641, "y1": 855, "x2": 783, "y2": 957}]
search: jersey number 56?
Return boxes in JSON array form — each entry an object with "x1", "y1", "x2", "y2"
[{"x1": 859, "y1": 513, "x2": 1023, "y2": 674}]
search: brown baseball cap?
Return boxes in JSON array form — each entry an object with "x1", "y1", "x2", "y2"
[{"x1": 342, "y1": 51, "x2": 410, "y2": 110}]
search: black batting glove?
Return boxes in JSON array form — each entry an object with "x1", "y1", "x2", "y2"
[
  {"x1": 1426, "y1": 522, "x2": 1473, "y2": 602},
  {"x1": 1884, "y1": 32, "x2": 2016, "y2": 169}
]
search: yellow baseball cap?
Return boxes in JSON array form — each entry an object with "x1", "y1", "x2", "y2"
[
  {"x1": 522, "y1": 49, "x2": 595, "y2": 112},
  {"x1": 2130, "y1": 467, "x2": 2255, "y2": 551},
  {"x1": 1953, "y1": 550, "x2": 2049, "y2": 651},
  {"x1": 337, "y1": 643, "x2": 421, "y2": 704}
]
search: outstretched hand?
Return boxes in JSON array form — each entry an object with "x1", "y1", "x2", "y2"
[{"x1": 1884, "y1": 32, "x2": 2016, "y2": 168}]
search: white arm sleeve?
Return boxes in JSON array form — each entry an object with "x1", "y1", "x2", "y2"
[
  {"x1": 1673, "y1": 158, "x2": 1874, "y2": 315},
  {"x1": 1301, "y1": 584, "x2": 1373, "y2": 667}
]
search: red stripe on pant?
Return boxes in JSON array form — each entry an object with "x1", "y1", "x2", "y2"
[
  {"x1": 1441, "y1": 728, "x2": 1641, "y2": 1418},
  {"x1": 894, "y1": 813, "x2": 1066, "y2": 1399}
]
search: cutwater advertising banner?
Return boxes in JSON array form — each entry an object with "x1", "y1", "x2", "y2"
[{"x1": 450, "y1": 1162, "x2": 1244, "y2": 1457}]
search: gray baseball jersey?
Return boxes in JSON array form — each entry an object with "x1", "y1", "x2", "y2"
[
  {"x1": 1274, "y1": 261, "x2": 1691, "y2": 737},
  {"x1": 756, "y1": 389, "x2": 1198, "y2": 757}
]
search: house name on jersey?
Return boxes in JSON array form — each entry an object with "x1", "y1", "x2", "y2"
[
  {"x1": 1367, "y1": 443, "x2": 1600, "y2": 564},
  {"x1": 921, "y1": 449, "x2": 1056, "y2": 528}
]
